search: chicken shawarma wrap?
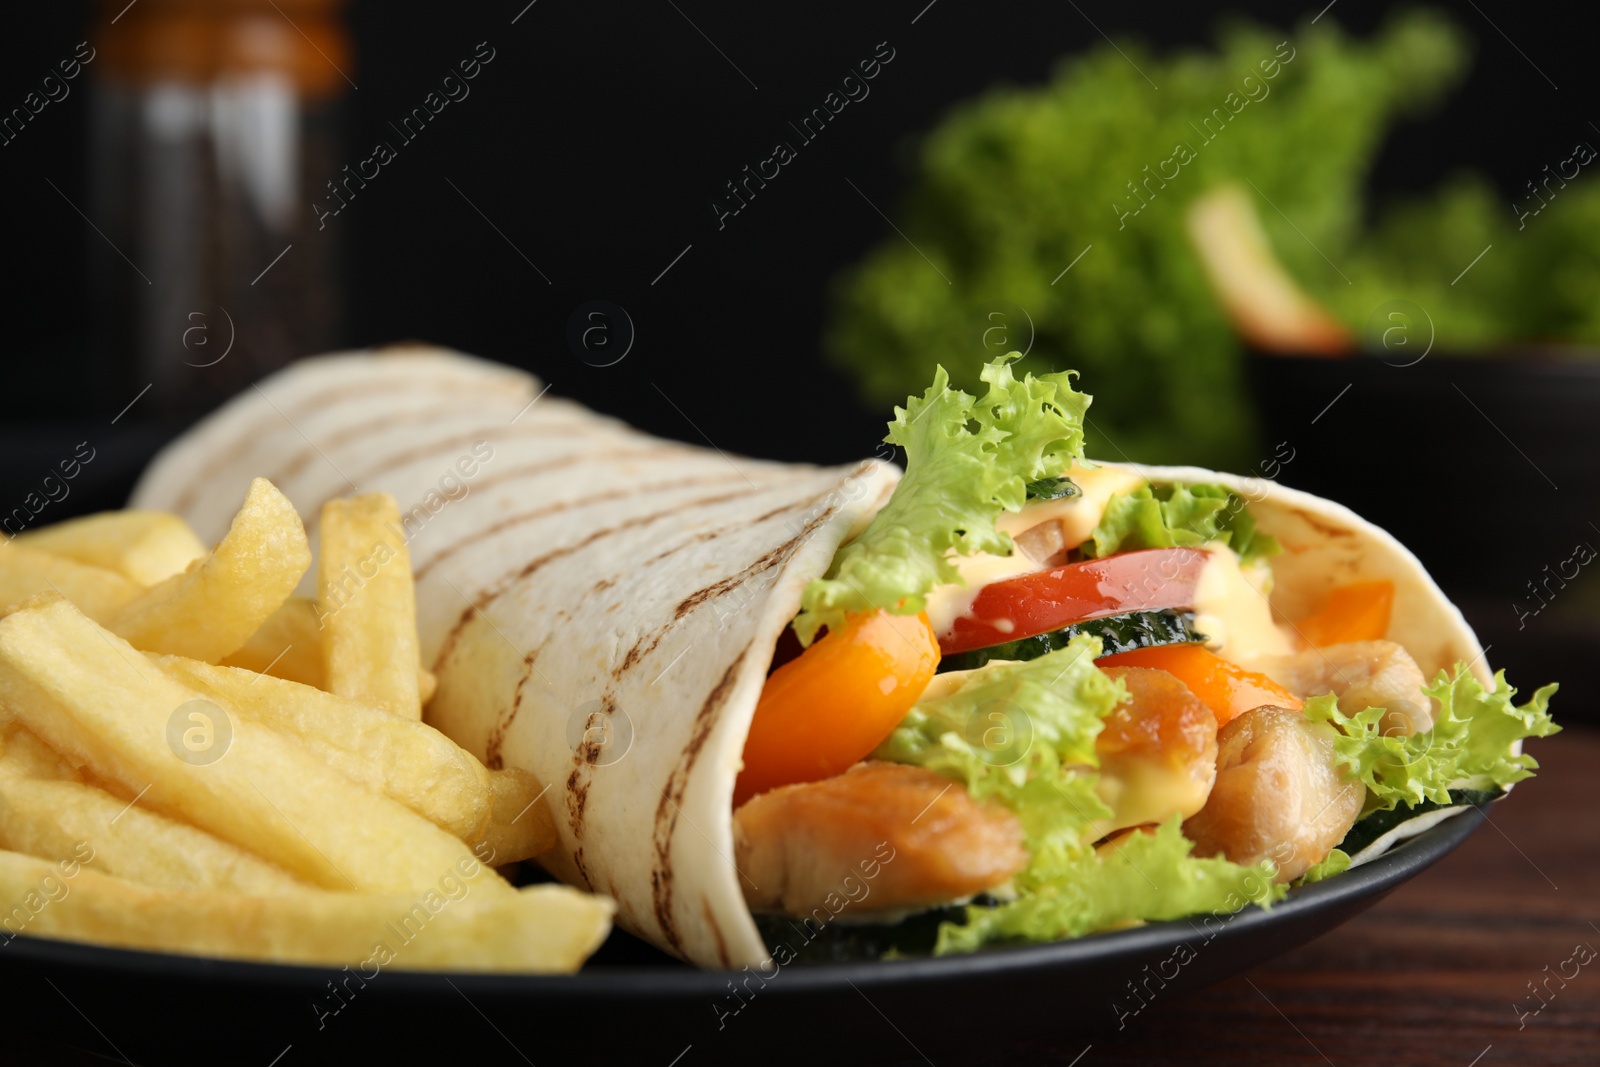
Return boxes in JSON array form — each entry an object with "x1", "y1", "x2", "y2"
[{"x1": 132, "y1": 346, "x2": 1557, "y2": 967}]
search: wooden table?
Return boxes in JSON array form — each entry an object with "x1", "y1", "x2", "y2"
[{"x1": 1012, "y1": 726, "x2": 1600, "y2": 1066}]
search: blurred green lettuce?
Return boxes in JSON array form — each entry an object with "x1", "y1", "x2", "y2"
[{"x1": 828, "y1": 10, "x2": 1600, "y2": 468}]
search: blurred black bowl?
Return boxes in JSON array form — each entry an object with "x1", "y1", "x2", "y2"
[{"x1": 1246, "y1": 346, "x2": 1600, "y2": 720}]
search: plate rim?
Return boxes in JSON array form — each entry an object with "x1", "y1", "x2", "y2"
[{"x1": 0, "y1": 802, "x2": 1487, "y2": 999}]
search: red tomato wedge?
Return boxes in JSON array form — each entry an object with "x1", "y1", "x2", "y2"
[
  {"x1": 1095, "y1": 643, "x2": 1301, "y2": 726},
  {"x1": 938, "y1": 547, "x2": 1210, "y2": 655},
  {"x1": 735, "y1": 611, "x2": 939, "y2": 807},
  {"x1": 1294, "y1": 580, "x2": 1394, "y2": 647}
]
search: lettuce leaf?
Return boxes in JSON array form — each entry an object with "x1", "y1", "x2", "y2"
[
  {"x1": 872, "y1": 635, "x2": 1122, "y2": 873},
  {"x1": 935, "y1": 819, "x2": 1285, "y2": 954},
  {"x1": 1088, "y1": 482, "x2": 1280, "y2": 564},
  {"x1": 1293, "y1": 848, "x2": 1350, "y2": 886},
  {"x1": 1304, "y1": 667, "x2": 1559, "y2": 815},
  {"x1": 875, "y1": 638, "x2": 1285, "y2": 953},
  {"x1": 793, "y1": 354, "x2": 1089, "y2": 644}
]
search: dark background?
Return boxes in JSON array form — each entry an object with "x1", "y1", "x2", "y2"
[
  {"x1": 1, "y1": 7, "x2": 1595, "y2": 1066},
  {"x1": 0, "y1": 0, "x2": 1592, "y2": 461},
  {"x1": 1, "y1": 0, "x2": 1595, "y2": 706}
]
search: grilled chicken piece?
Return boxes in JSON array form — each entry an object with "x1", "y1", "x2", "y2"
[
  {"x1": 733, "y1": 761, "x2": 1026, "y2": 917},
  {"x1": 1182, "y1": 704, "x2": 1364, "y2": 882},
  {"x1": 1258, "y1": 639, "x2": 1434, "y2": 736},
  {"x1": 1093, "y1": 666, "x2": 1220, "y2": 838}
]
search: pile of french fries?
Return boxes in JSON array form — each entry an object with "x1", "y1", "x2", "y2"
[{"x1": 0, "y1": 478, "x2": 611, "y2": 972}]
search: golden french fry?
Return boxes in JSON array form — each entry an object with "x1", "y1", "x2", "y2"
[
  {"x1": 0, "y1": 595, "x2": 504, "y2": 895},
  {"x1": 156, "y1": 656, "x2": 492, "y2": 842},
  {"x1": 0, "y1": 543, "x2": 140, "y2": 624},
  {"x1": 12, "y1": 510, "x2": 207, "y2": 586},
  {"x1": 110, "y1": 478, "x2": 310, "y2": 662},
  {"x1": 477, "y1": 766, "x2": 559, "y2": 865},
  {"x1": 0, "y1": 722, "x2": 79, "y2": 782},
  {"x1": 221, "y1": 596, "x2": 437, "y2": 697},
  {"x1": 219, "y1": 595, "x2": 325, "y2": 686},
  {"x1": 0, "y1": 771, "x2": 302, "y2": 893},
  {"x1": 319, "y1": 493, "x2": 422, "y2": 719},
  {"x1": 0, "y1": 849, "x2": 612, "y2": 972}
]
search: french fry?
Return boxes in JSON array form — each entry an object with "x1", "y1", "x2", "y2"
[
  {"x1": 0, "y1": 721, "x2": 79, "y2": 782},
  {"x1": 0, "y1": 542, "x2": 140, "y2": 624},
  {"x1": 477, "y1": 766, "x2": 559, "y2": 865},
  {"x1": 319, "y1": 493, "x2": 423, "y2": 719},
  {"x1": 0, "y1": 595, "x2": 505, "y2": 895},
  {"x1": 221, "y1": 595, "x2": 436, "y2": 697},
  {"x1": 110, "y1": 478, "x2": 310, "y2": 662},
  {"x1": 218, "y1": 595, "x2": 326, "y2": 686},
  {"x1": 0, "y1": 850, "x2": 612, "y2": 972},
  {"x1": 0, "y1": 771, "x2": 303, "y2": 893},
  {"x1": 156, "y1": 656, "x2": 492, "y2": 842},
  {"x1": 12, "y1": 510, "x2": 207, "y2": 586}
]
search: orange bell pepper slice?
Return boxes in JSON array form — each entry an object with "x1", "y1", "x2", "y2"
[
  {"x1": 734, "y1": 611, "x2": 939, "y2": 807},
  {"x1": 1292, "y1": 580, "x2": 1394, "y2": 647},
  {"x1": 1095, "y1": 643, "x2": 1300, "y2": 726}
]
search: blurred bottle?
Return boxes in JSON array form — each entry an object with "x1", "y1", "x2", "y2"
[{"x1": 90, "y1": 0, "x2": 348, "y2": 417}]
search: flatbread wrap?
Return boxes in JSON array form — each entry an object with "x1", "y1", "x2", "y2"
[{"x1": 132, "y1": 345, "x2": 1557, "y2": 967}]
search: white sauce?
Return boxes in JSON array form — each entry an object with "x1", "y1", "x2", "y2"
[
  {"x1": 1191, "y1": 546, "x2": 1293, "y2": 667},
  {"x1": 922, "y1": 463, "x2": 1145, "y2": 636}
]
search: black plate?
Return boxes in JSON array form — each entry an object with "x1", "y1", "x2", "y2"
[{"x1": 4, "y1": 805, "x2": 1484, "y2": 1066}]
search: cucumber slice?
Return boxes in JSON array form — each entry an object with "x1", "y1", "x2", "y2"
[
  {"x1": 937, "y1": 610, "x2": 1206, "y2": 673},
  {"x1": 1024, "y1": 476, "x2": 1080, "y2": 501},
  {"x1": 754, "y1": 900, "x2": 995, "y2": 963},
  {"x1": 1336, "y1": 787, "x2": 1502, "y2": 856}
]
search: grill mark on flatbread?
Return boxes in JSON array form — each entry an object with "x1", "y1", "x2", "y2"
[
  {"x1": 559, "y1": 693, "x2": 622, "y2": 889},
  {"x1": 421, "y1": 439, "x2": 700, "y2": 505},
  {"x1": 615, "y1": 495, "x2": 843, "y2": 678},
  {"x1": 266, "y1": 402, "x2": 493, "y2": 490},
  {"x1": 570, "y1": 844, "x2": 590, "y2": 889},
  {"x1": 702, "y1": 898, "x2": 732, "y2": 968},
  {"x1": 303, "y1": 421, "x2": 614, "y2": 530},
  {"x1": 429, "y1": 486, "x2": 772, "y2": 673},
  {"x1": 483, "y1": 647, "x2": 542, "y2": 771},
  {"x1": 170, "y1": 374, "x2": 529, "y2": 515},
  {"x1": 651, "y1": 647, "x2": 749, "y2": 957},
  {"x1": 578, "y1": 496, "x2": 813, "y2": 627},
  {"x1": 412, "y1": 467, "x2": 761, "y2": 582}
]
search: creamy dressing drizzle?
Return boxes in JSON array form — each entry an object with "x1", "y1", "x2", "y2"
[{"x1": 915, "y1": 469, "x2": 1293, "y2": 680}]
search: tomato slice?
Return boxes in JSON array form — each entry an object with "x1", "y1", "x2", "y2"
[
  {"x1": 1095, "y1": 643, "x2": 1301, "y2": 726},
  {"x1": 938, "y1": 547, "x2": 1209, "y2": 655},
  {"x1": 735, "y1": 611, "x2": 939, "y2": 807}
]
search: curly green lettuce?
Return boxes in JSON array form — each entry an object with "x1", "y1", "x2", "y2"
[
  {"x1": 827, "y1": 11, "x2": 1478, "y2": 468},
  {"x1": 1293, "y1": 848, "x2": 1351, "y2": 885},
  {"x1": 873, "y1": 635, "x2": 1120, "y2": 873},
  {"x1": 1304, "y1": 667, "x2": 1559, "y2": 816},
  {"x1": 794, "y1": 354, "x2": 1089, "y2": 644},
  {"x1": 936, "y1": 818, "x2": 1284, "y2": 954},
  {"x1": 874, "y1": 637, "x2": 1285, "y2": 953},
  {"x1": 1088, "y1": 482, "x2": 1280, "y2": 564}
]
